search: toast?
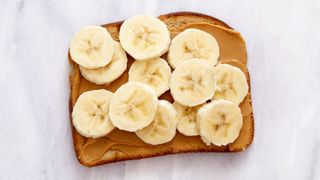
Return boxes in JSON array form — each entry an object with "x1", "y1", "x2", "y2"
[{"x1": 68, "y1": 12, "x2": 254, "y2": 167}]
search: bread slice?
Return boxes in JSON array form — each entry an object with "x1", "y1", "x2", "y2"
[{"x1": 68, "y1": 12, "x2": 254, "y2": 167}]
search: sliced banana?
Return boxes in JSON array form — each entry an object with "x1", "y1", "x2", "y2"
[
  {"x1": 119, "y1": 15, "x2": 170, "y2": 61},
  {"x1": 70, "y1": 26, "x2": 114, "y2": 69},
  {"x1": 128, "y1": 58, "x2": 171, "y2": 97},
  {"x1": 174, "y1": 102, "x2": 204, "y2": 136},
  {"x1": 79, "y1": 41, "x2": 128, "y2": 85},
  {"x1": 72, "y1": 89, "x2": 115, "y2": 138},
  {"x1": 135, "y1": 100, "x2": 177, "y2": 145},
  {"x1": 168, "y1": 28, "x2": 219, "y2": 69},
  {"x1": 212, "y1": 64, "x2": 248, "y2": 105},
  {"x1": 109, "y1": 81, "x2": 158, "y2": 132},
  {"x1": 197, "y1": 99, "x2": 243, "y2": 146},
  {"x1": 170, "y1": 59, "x2": 216, "y2": 107}
]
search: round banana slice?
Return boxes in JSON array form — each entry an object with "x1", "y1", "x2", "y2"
[
  {"x1": 128, "y1": 58, "x2": 171, "y2": 97},
  {"x1": 174, "y1": 102, "x2": 204, "y2": 136},
  {"x1": 70, "y1": 26, "x2": 115, "y2": 69},
  {"x1": 197, "y1": 99, "x2": 243, "y2": 146},
  {"x1": 170, "y1": 59, "x2": 216, "y2": 107},
  {"x1": 79, "y1": 41, "x2": 128, "y2": 85},
  {"x1": 212, "y1": 64, "x2": 248, "y2": 105},
  {"x1": 72, "y1": 89, "x2": 115, "y2": 138},
  {"x1": 109, "y1": 81, "x2": 158, "y2": 132},
  {"x1": 136, "y1": 100, "x2": 177, "y2": 145},
  {"x1": 119, "y1": 15, "x2": 170, "y2": 61},
  {"x1": 168, "y1": 28, "x2": 219, "y2": 69}
]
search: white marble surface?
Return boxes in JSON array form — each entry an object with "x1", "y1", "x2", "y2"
[{"x1": 1, "y1": 0, "x2": 320, "y2": 179}]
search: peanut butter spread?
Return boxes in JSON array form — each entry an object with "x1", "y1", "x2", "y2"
[{"x1": 69, "y1": 23, "x2": 253, "y2": 165}]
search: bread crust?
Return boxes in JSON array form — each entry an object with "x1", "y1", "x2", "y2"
[{"x1": 68, "y1": 11, "x2": 254, "y2": 167}]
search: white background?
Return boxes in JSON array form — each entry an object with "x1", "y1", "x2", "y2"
[{"x1": 0, "y1": 0, "x2": 320, "y2": 179}]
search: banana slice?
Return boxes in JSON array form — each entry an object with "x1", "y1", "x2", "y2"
[
  {"x1": 170, "y1": 59, "x2": 216, "y2": 107},
  {"x1": 168, "y1": 28, "x2": 219, "y2": 69},
  {"x1": 174, "y1": 102, "x2": 204, "y2": 136},
  {"x1": 72, "y1": 89, "x2": 115, "y2": 138},
  {"x1": 135, "y1": 100, "x2": 177, "y2": 145},
  {"x1": 109, "y1": 81, "x2": 158, "y2": 132},
  {"x1": 197, "y1": 99, "x2": 243, "y2": 146},
  {"x1": 119, "y1": 15, "x2": 170, "y2": 61},
  {"x1": 128, "y1": 58, "x2": 171, "y2": 97},
  {"x1": 212, "y1": 64, "x2": 248, "y2": 105},
  {"x1": 70, "y1": 26, "x2": 114, "y2": 69},
  {"x1": 79, "y1": 41, "x2": 128, "y2": 85}
]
